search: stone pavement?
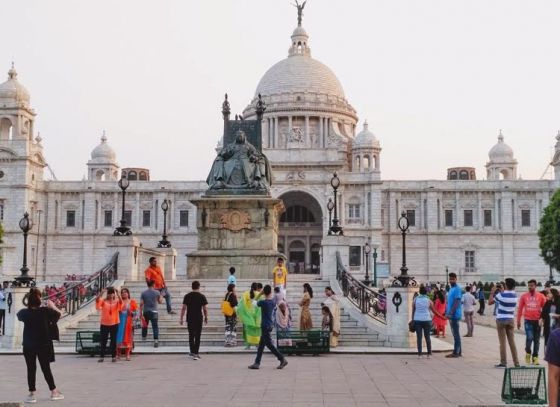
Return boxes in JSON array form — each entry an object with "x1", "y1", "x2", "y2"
[{"x1": 0, "y1": 323, "x2": 546, "y2": 407}]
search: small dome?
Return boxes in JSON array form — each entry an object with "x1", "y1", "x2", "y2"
[
  {"x1": 292, "y1": 25, "x2": 308, "y2": 37},
  {"x1": 0, "y1": 64, "x2": 30, "y2": 104},
  {"x1": 90, "y1": 133, "x2": 117, "y2": 163},
  {"x1": 353, "y1": 121, "x2": 379, "y2": 148},
  {"x1": 488, "y1": 130, "x2": 514, "y2": 162}
]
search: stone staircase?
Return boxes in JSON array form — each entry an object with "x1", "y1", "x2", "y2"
[{"x1": 58, "y1": 278, "x2": 385, "y2": 348}]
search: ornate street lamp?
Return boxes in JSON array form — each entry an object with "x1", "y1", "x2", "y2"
[
  {"x1": 445, "y1": 266, "x2": 450, "y2": 291},
  {"x1": 363, "y1": 242, "x2": 371, "y2": 286},
  {"x1": 372, "y1": 245, "x2": 378, "y2": 287},
  {"x1": 328, "y1": 172, "x2": 343, "y2": 235},
  {"x1": 14, "y1": 212, "x2": 34, "y2": 287},
  {"x1": 114, "y1": 176, "x2": 132, "y2": 236},
  {"x1": 158, "y1": 199, "x2": 171, "y2": 248},
  {"x1": 392, "y1": 210, "x2": 416, "y2": 287},
  {"x1": 547, "y1": 249, "x2": 555, "y2": 285},
  {"x1": 326, "y1": 198, "x2": 334, "y2": 235}
]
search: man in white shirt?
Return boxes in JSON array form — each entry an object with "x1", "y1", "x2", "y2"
[
  {"x1": 0, "y1": 281, "x2": 8, "y2": 335},
  {"x1": 462, "y1": 285, "x2": 477, "y2": 337}
]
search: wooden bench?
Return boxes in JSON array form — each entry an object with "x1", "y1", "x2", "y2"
[
  {"x1": 276, "y1": 329, "x2": 330, "y2": 355},
  {"x1": 75, "y1": 331, "x2": 101, "y2": 356}
]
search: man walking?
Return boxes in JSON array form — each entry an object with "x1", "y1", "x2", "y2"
[
  {"x1": 248, "y1": 285, "x2": 288, "y2": 370},
  {"x1": 144, "y1": 257, "x2": 175, "y2": 314},
  {"x1": 140, "y1": 279, "x2": 163, "y2": 348},
  {"x1": 272, "y1": 258, "x2": 288, "y2": 299},
  {"x1": 489, "y1": 278, "x2": 520, "y2": 368},
  {"x1": 462, "y1": 286, "x2": 477, "y2": 337},
  {"x1": 180, "y1": 281, "x2": 208, "y2": 360},
  {"x1": 0, "y1": 281, "x2": 8, "y2": 335},
  {"x1": 517, "y1": 279, "x2": 547, "y2": 365},
  {"x1": 445, "y1": 273, "x2": 463, "y2": 358}
]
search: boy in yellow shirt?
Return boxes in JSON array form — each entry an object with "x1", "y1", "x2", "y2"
[{"x1": 272, "y1": 257, "x2": 288, "y2": 299}]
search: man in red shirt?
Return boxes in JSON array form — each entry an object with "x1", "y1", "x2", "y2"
[
  {"x1": 517, "y1": 279, "x2": 547, "y2": 365},
  {"x1": 145, "y1": 257, "x2": 175, "y2": 314}
]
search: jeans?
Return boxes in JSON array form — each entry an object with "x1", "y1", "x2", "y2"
[
  {"x1": 254, "y1": 326, "x2": 284, "y2": 365},
  {"x1": 449, "y1": 318, "x2": 461, "y2": 355},
  {"x1": 478, "y1": 299, "x2": 485, "y2": 315},
  {"x1": 0, "y1": 309, "x2": 5, "y2": 335},
  {"x1": 524, "y1": 320, "x2": 541, "y2": 357},
  {"x1": 159, "y1": 288, "x2": 172, "y2": 313},
  {"x1": 414, "y1": 320, "x2": 432, "y2": 355},
  {"x1": 187, "y1": 321, "x2": 202, "y2": 354},
  {"x1": 142, "y1": 311, "x2": 159, "y2": 340},
  {"x1": 497, "y1": 319, "x2": 519, "y2": 365},
  {"x1": 23, "y1": 345, "x2": 56, "y2": 392},
  {"x1": 99, "y1": 324, "x2": 118, "y2": 358},
  {"x1": 464, "y1": 311, "x2": 474, "y2": 336}
]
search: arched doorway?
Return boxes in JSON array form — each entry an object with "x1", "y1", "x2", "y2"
[{"x1": 278, "y1": 191, "x2": 323, "y2": 274}]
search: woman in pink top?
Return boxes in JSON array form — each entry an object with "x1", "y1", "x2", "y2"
[
  {"x1": 433, "y1": 289, "x2": 447, "y2": 338},
  {"x1": 95, "y1": 287, "x2": 122, "y2": 363}
]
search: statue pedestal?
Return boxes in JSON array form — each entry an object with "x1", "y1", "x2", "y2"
[
  {"x1": 0, "y1": 287, "x2": 28, "y2": 349},
  {"x1": 385, "y1": 287, "x2": 419, "y2": 348},
  {"x1": 106, "y1": 236, "x2": 141, "y2": 281},
  {"x1": 187, "y1": 195, "x2": 284, "y2": 280}
]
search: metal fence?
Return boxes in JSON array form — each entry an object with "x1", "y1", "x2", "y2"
[
  {"x1": 42, "y1": 252, "x2": 119, "y2": 318},
  {"x1": 336, "y1": 251, "x2": 387, "y2": 324}
]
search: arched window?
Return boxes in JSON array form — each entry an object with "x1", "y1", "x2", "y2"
[
  {"x1": 470, "y1": 171, "x2": 475, "y2": 179},
  {"x1": 459, "y1": 170, "x2": 469, "y2": 180},
  {"x1": 355, "y1": 155, "x2": 361, "y2": 172},
  {"x1": 139, "y1": 171, "x2": 147, "y2": 181},
  {"x1": 449, "y1": 171, "x2": 458, "y2": 180},
  {"x1": 280, "y1": 205, "x2": 316, "y2": 223},
  {"x1": 288, "y1": 240, "x2": 306, "y2": 273},
  {"x1": 96, "y1": 170, "x2": 105, "y2": 181},
  {"x1": 363, "y1": 155, "x2": 370, "y2": 170},
  {"x1": 373, "y1": 155, "x2": 378, "y2": 170},
  {"x1": 0, "y1": 118, "x2": 13, "y2": 140},
  {"x1": 128, "y1": 171, "x2": 137, "y2": 180}
]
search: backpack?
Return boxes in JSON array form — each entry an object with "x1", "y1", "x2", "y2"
[{"x1": 221, "y1": 293, "x2": 234, "y2": 317}]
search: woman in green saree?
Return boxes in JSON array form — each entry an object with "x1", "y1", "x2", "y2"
[{"x1": 237, "y1": 282, "x2": 262, "y2": 349}]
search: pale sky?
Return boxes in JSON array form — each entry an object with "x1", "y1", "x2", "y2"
[{"x1": 1, "y1": 0, "x2": 558, "y2": 181}]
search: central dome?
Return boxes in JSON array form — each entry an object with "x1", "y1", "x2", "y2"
[{"x1": 255, "y1": 55, "x2": 346, "y2": 99}]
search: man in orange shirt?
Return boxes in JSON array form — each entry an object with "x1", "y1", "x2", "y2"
[
  {"x1": 145, "y1": 257, "x2": 175, "y2": 314},
  {"x1": 517, "y1": 279, "x2": 547, "y2": 365}
]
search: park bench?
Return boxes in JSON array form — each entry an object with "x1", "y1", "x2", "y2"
[
  {"x1": 276, "y1": 329, "x2": 330, "y2": 355},
  {"x1": 75, "y1": 331, "x2": 101, "y2": 356}
]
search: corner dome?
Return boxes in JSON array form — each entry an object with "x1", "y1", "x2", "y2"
[
  {"x1": 488, "y1": 130, "x2": 515, "y2": 162},
  {"x1": 90, "y1": 133, "x2": 117, "y2": 163},
  {"x1": 0, "y1": 64, "x2": 30, "y2": 105},
  {"x1": 353, "y1": 121, "x2": 379, "y2": 148},
  {"x1": 255, "y1": 56, "x2": 346, "y2": 99}
]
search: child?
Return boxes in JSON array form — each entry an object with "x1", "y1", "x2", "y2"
[
  {"x1": 322, "y1": 305, "x2": 333, "y2": 334},
  {"x1": 227, "y1": 267, "x2": 236, "y2": 287}
]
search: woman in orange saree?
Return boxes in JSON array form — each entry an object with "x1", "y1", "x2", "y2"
[{"x1": 116, "y1": 288, "x2": 138, "y2": 361}]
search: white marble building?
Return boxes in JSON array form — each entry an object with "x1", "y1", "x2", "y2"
[{"x1": 0, "y1": 15, "x2": 558, "y2": 283}]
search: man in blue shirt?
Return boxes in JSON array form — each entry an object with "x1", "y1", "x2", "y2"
[
  {"x1": 445, "y1": 272, "x2": 463, "y2": 357},
  {"x1": 248, "y1": 285, "x2": 288, "y2": 370}
]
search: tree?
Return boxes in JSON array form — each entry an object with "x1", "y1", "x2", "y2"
[{"x1": 538, "y1": 189, "x2": 560, "y2": 270}]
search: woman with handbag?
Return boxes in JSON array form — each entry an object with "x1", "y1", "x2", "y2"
[
  {"x1": 17, "y1": 287, "x2": 64, "y2": 403},
  {"x1": 223, "y1": 284, "x2": 239, "y2": 347},
  {"x1": 116, "y1": 287, "x2": 138, "y2": 361},
  {"x1": 412, "y1": 284, "x2": 446, "y2": 358}
]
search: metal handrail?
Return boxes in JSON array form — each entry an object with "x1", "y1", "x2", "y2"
[
  {"x1": 336, "y1": 251, "x2": 386, "y2": 324},
  {"x1": 42, "y1": 252, "x2": 119, "y2": 319}
]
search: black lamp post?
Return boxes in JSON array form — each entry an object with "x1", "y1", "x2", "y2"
[
  {"x1": 445, "y1": 266, "x2": 450, "y2": 291},
  {"x1": 158, "y1": 199, "x2": 171, "y2": 248},
  {"x1": 547, "y1": 249, "x2": 555, "y2": 285},
  {"x1": 14, "y1": 212, "x2": 34, "y2": 287},
  {"x1": 327, "y1": 198, "x2": 334, "y2": 235},
  {"x1": 392, "y1": 210, "x2": 416, "y2": 287},
  {"x1": 328, "y1": 172, "x2": 343, "y2": 236},
  {"x1": 372, "y1": 245, "x2": 378, "y2": 287},
  {"x1": 114, "y1": 176, "x2": 131, "y2": 236},
  {"x1": 363, "y1": 242, "x2": 371, "y2": 286}
]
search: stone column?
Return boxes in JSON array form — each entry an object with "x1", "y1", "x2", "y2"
[
  {"x1": 0, "y1": 287, "x2": 29, "y2": 349},
  {"x1": 274, "y1": 117, "x2": 279, "y2": 148},
  {"x1": 385, "y1": 286, "x2": 418, "y2": 348},
  {"x1": 321, "y1": 235, "x2": 350, "y2": 279},
  {"x1": 106, "y1": 236, "x2": 141, "y2": 281},
  {"x1": 319, "y1": 116, "x2": 323, "y2": 147},
  {"x1": 305, "y1": 115, "x2": 309, "y2": 146}
]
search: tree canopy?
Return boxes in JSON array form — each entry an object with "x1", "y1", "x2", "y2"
[{"x1": 538, "y1": 189, "x2": 560, "y2": 270}]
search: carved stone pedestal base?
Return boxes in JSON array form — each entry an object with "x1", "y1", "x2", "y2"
[{"x1": 187, "y1": 195, "x2": 285, "y2": 280}]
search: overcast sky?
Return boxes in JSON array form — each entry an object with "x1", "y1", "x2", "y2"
[{"x1": 1, "y1": 0, "x2": 558, "y2": 181}]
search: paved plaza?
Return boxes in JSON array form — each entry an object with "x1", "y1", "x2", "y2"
[{"x1": 0, "y1": 323, "x2": 546, "y2": 407}]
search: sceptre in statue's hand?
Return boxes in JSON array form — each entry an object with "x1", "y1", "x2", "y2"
[{"x1": 293, "y1": 0, "x2": 307, "y2": 26}]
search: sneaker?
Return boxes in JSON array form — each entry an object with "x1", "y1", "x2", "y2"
[
  {"x1": 51, "y1": 391, "x2": 64, "y2": 401},
  {"x1": 111, "y1": 357, "x2": 117, "y2": 363},
  {"x1": 188, "y1": 352, "x2": 194, "y2": 358},
  {"x1": 195, "y1": 354, "x2": 201, "y2": 359},
  {"x1": 24, "y1": 393, "x2": 37, "y2": 404},
  {"x1": 427, "y1": 353, "x2": 432, "y2": 359},
  {"x1": 533, "y1": 356, "x2": 540, "y2": 365},
  {"x1": 97, "y1": 358, "x2": 104, "y2": 363},
  {"x1": 445, "y1": 353, "x2": 459, "y2": 358},
  {"x1": 191, "y1": 354, "x2": 197, "y2": 360},
  {"x1": 417, "y1": 354, "x2": 422, "y2": 359},
  {"x1": 277, "y1": 359, "x2": 288, "y2": 369},
  {"x1": 525, "y1": 353, "x2": 531, "y2": 364},
  {"x1": 495, "y1": 363, "x2": 507, "y2": 368},
  {"x1": 154, "y1": 341, "x2": 159, "y2": 348},
  {"x1": 514, "y1": 363, "x2": 521, "y2": 367},
  {"x1": 248, "y1": 363, "x2": 260, "y2": 369},
  {"x1": 168, "y1": 310, "x2": 177, "y2": 315}
]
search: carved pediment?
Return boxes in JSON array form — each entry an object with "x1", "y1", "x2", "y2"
[{"x1": 220, "y1": 210, "x2": 251, "y2": 232}]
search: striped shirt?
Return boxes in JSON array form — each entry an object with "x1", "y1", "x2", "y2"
[{"x1": 494, "y1": 290, "x2": 517, "y2": 321}]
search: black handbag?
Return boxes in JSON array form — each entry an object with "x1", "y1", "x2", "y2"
[{"x1": 408, "y1": 320, "x2": 416, "y2": 333}]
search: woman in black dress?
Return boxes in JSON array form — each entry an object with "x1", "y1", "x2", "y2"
[{"x1": 17, "y1": 287, "x2": 64, "y2": 403}]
